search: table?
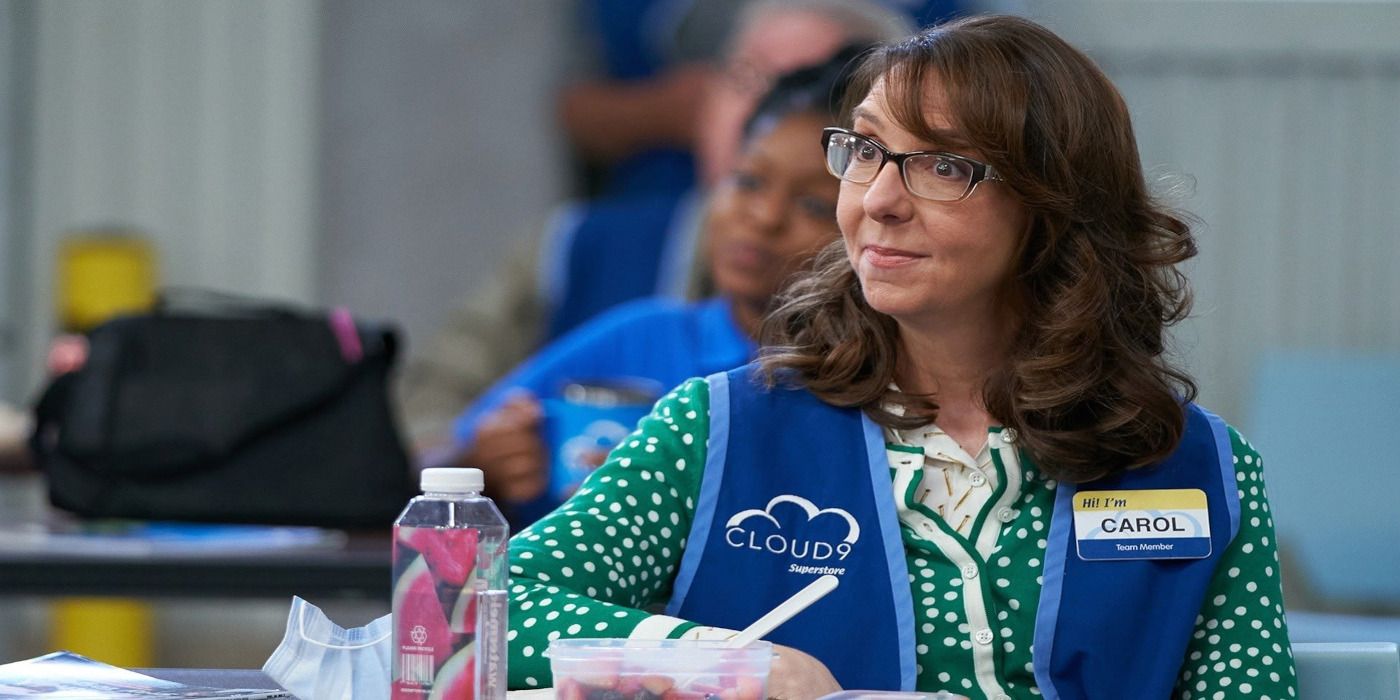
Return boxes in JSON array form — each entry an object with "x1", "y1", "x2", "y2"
[
  {"x1": 0, "y1": 531, "x2": 391, "y2": 600},
  {"x1": 141, "y1": 670, "x2": 560, "y2": 698},
  {"x1": 141, "y1": 668, "x2": 285, "y2": 691}
]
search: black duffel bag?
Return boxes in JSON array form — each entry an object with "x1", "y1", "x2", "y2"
[{"x1": 29, "y1": 292, "x2": 415, "y2": 528}]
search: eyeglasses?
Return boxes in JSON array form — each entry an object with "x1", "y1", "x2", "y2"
[{"x1": 821, "y1": 127, "x2": 1004, "y2": 202}]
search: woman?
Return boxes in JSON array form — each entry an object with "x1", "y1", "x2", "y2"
[
  {"x1": 449, "y1": 50, "x2": 859, "y2": 523},
  {"x1": 505, "y1": 16, "x2": 1297, "y2": 700}
]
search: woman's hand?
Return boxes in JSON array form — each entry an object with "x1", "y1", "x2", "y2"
[
  {"x1": 458, "y1": 394, "x2": 548, "y2": 502},
  {"x1": 766, "y1": 644, "x2": 842, "y2": 700}
]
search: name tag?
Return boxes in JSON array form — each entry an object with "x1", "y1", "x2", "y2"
[{"x1": 1073, "y1": 489, "x2": 1211, "y2": 560}]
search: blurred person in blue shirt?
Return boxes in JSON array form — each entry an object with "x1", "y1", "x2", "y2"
[
  {"x1": 559, "y1": 0, "x2": 961, "y2": 198},
  {"x1": 442, "y1": 50, "x2": 864, "y2": 525},
  {"x1": 396, "y1": 0, "x2": 915, "y2": 452}
]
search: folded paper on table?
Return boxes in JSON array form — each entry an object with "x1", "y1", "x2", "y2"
[{"x1": 0, "y1": 651, "x2": 289, "y2": 699}]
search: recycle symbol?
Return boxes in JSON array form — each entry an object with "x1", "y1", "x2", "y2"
[{"x1": 410, "y1": 624, "x2": 428, "y2": 645}]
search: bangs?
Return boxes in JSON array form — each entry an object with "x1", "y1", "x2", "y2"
[{"x1": 845, "y1": 24, "x2": 1027, "y2": 162}]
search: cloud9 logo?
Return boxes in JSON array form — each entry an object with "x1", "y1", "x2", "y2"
[{"x1": 723, "y1": 495, "x2": 860, "y2": 565}]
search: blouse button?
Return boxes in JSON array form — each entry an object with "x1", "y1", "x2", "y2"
[
  {"x1": 960, "y1": 563, "x2": 979, "y2": 579},
  {"x1": 974, "y1": 628, "x2": 995, "y2": 645},
  {"x1": 969, "y1": 472, "x2": 987, "y2": 487},
  {"x1": 996, "y1": 507, "x2": 1016, "y2": 523}
]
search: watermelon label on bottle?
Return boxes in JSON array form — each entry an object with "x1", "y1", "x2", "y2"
[{"x1": 392, "y1": 526, "x2": 480, "y2": 699}]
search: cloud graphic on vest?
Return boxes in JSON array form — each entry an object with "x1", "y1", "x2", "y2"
[{"x1": 724, "y1": 495, "x2": 861, "y2": 544}]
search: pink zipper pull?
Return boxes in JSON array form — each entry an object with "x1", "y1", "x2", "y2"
[{"x1": 329, "y1": 307, "x2": 363, "y2": 363}]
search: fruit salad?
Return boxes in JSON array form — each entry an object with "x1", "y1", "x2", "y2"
[{"x1": 549, "y1": 639, "x2": 772, "y2": 700}]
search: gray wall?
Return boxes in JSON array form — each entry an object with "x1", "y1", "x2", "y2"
[
  {"x1": 19, "y1": 0, "x2": 319, "y2": 398},
  {"x1": 6, "y1": 0, "x2": 572, "y2": 398},
  {"x1": 317, "y1": 0, "x2": 570, "y2": 356},
  {"x1": 1031, "y1": 0, "x2": 1400, "y2": 423},
  {"x1": 0, "y1": 0, "x2": 33, "y2": 403}
]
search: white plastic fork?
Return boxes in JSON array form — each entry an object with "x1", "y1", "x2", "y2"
[{"x1": 724, "y1": 574, "x2": 840, "y2": 648}]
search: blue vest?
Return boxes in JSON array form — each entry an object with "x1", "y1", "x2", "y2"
[{"x1": 667, "y1": 366, "x2": 1240, "y2": 697}]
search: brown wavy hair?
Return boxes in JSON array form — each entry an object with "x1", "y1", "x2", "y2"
[{"x1": 758, "y1": 15, "x2": 1198, "y2": 483}]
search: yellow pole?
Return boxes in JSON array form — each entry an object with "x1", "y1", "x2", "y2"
[
  {"x1": 51, "y1": 598, "x2": 154, "y2": 667},
  {"x1": 50, "y1": 230, "x2": 157, "y2": 665},
  {"x1": 57, "y1": 233, "x2": 157, "y2": 331}
]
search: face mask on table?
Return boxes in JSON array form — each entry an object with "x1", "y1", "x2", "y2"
[{"x1": 263, "y1": 596, "x2": 391, "y2": 700}]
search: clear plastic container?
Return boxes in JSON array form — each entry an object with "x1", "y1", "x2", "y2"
[
  {"x1": 392, "y1": 468, "x2": 509, "y2": 700},
  {"x1": 548, "y1": 639, "x2": 773, "y2": 700}
]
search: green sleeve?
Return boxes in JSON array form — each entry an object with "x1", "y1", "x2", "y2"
[
  {"x1": 1173, "y1": 427, "x2": 1298, "y2": 699},
  {"x1": 504, "y1": 378, "x2": 710, "y2": 689}
]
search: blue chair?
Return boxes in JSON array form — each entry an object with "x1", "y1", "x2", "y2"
[
  {"x1": 1244, "y1": 351, "x2": 1400, "y2": 610},
  {"x1": 1293, "y1": 642, "x2": 1400, "y2": 699}
]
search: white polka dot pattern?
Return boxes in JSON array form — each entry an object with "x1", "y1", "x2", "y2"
[
  {"x1": 504, "y1": 379, "x2": 709, "y2": 688},
  {"x1": 1174, "y1": 429, "x2": 1297, "y2": 698}
]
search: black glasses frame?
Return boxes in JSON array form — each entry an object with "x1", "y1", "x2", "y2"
[{"x1": 820, "y1": 127, "x2": 1003, "y2": 202}]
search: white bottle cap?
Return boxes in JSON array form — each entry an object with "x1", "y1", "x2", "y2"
[{"x1": 420, "y1": 467, "x2": 484, "y2": 494}]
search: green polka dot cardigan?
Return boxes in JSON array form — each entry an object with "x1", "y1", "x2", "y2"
[{"x1": 505, "y1": 378, "x2": 1298, "y2": 699}]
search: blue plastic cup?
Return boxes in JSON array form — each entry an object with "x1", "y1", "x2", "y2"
[{"x1": 541, "y1": 379, "x2": 662, "y2": 502}]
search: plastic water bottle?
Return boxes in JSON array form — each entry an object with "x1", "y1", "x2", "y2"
[{"x1": 392, "y1": 467, "x2": 508, "y2": 700}]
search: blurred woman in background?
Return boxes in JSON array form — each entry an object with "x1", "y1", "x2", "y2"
[{"x1": 446, "y1": 49, "x2": 863, "y2": 526}]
